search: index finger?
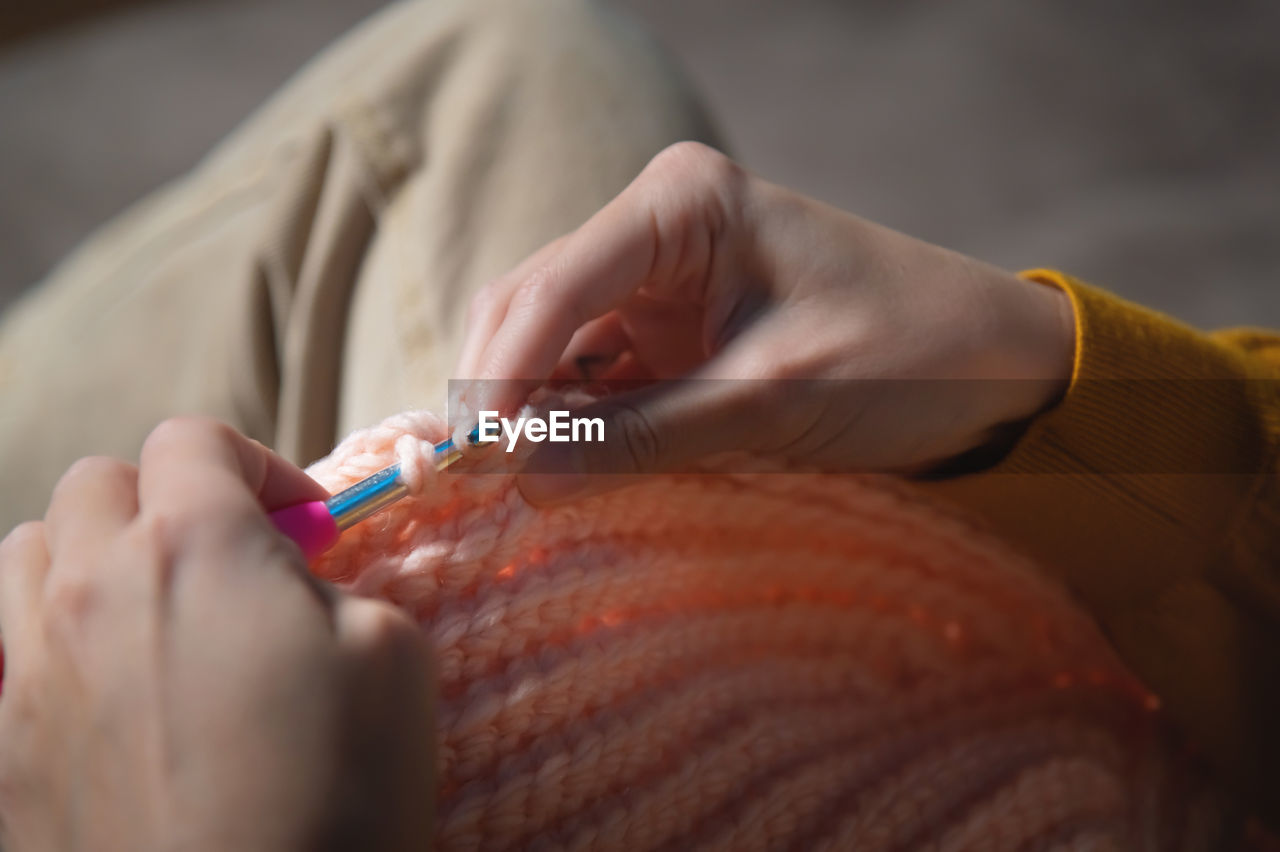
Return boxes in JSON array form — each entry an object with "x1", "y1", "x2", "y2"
[
  {"x1": 463, "y1": 142, "x2": 740, "y2": 416},
  {"x1": 137, "y1": 417, "x2": 329, "y2": 534}
]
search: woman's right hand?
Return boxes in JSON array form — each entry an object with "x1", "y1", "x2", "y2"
[{"x1": 455, "y1": 142, "x2": 1076, "y2": 503}]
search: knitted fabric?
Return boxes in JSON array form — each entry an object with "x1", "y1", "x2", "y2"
[{"x1": 306, "y1": 409, "x2": 1230, "y2": 851}]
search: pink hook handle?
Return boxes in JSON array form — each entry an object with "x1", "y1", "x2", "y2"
[{"x1": 269, "y1": 500, "x2": 340, "y2": 560}]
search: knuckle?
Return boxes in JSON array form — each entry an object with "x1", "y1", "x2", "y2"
[
  {"x1": 609, "y1": 404, "x2": 663, "y2": 474},
  {"x1": 141, "y1": 416, "x2": 247, "y2": 480},
  {"x1": 514, "y1": 262, "x2": 556, "y2": 306},
  {"x1": 0, "y1": 521, "x2": 44, "y2": 559},
  {"x1": 646, "y1": 142, "x2": 742, "y2": 204},
  {"x1": 640, "y1": 144, "x2": 744, "y2": 281},
  {"x1": 142, "y1": 415, "x2": 230, "y2": 456},
  {"x1": 42, "y1": 574, "x2": 98, "y2": 640},
  {"x1": 53, "y1": 455, "x2": 130, "y2": 494},
  {"x1": 648, "y1": 141, "x2": 728, "y2": 180}
]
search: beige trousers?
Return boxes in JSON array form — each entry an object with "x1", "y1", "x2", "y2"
[{"x1": 0, "y1": 0, "x2": 719, "y2": 531}]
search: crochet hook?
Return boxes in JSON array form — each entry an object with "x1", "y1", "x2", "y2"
[{"x1": 269, "y1": 436, "x2": 465, "y2": 560}]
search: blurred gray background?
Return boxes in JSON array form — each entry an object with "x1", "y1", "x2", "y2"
[{"x1": 1, "y1": 0, "x2": 1277, "y2": 327}]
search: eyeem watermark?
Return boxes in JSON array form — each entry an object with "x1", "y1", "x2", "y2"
[{"x1": 477, "y1": 410, "x2": 605, "y2": 452}]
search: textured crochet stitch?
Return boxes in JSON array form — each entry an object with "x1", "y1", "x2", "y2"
[{"x1": 306, "y1": 408, "x2": 1229, "y2": 851}]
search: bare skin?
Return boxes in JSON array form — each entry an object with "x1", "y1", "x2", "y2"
[
  {"x1": 0, "y1": 143, "x2": 1075, "y2": 849},
  {"x1": 456, "y1": 142, "x2": 1075, "y2": 503},
  {"x1": 0, "y1": 418, "x2": 435, "y2": 852}
]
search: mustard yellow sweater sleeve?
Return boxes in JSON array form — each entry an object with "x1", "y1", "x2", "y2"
[{"x1": 921, "y1": 270, "x2": 1280, "y2": 822}]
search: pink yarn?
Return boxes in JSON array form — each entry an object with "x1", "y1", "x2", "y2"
[{"x1": 306, "y1": 409, "x2": 1230, "y2": 851}]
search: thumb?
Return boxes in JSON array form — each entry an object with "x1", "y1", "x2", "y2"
[{"x1": 515, "y1": 378, "x2": 768, "y2": 505}]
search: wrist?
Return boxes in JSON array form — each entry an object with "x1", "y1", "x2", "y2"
[
  {"x1": 1029, "y1": 280, "x2": 1076, "y2": 410},
  {"x1": 922, "y1": 270, "x2": 1076, "y2": 477},
  {"x1": 989, "y1": 268, "x2": 1077, "y2": 425}
]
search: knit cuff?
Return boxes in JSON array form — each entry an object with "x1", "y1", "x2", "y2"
[
  {"x1": 986, "y1": 268, "x2": 1277, "y2": 614},
  {"x1": 1003, "y1": 269, "x2": 1271, "y2": 480}
]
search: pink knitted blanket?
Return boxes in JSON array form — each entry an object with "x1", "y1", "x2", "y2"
[{"x1": 306, "y1": 410, "x2": 1229, "y2": 851}]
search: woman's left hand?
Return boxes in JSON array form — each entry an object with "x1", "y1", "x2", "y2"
[{"x1": 0, "y1": 417, "x2": 435, "y2": 852}]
